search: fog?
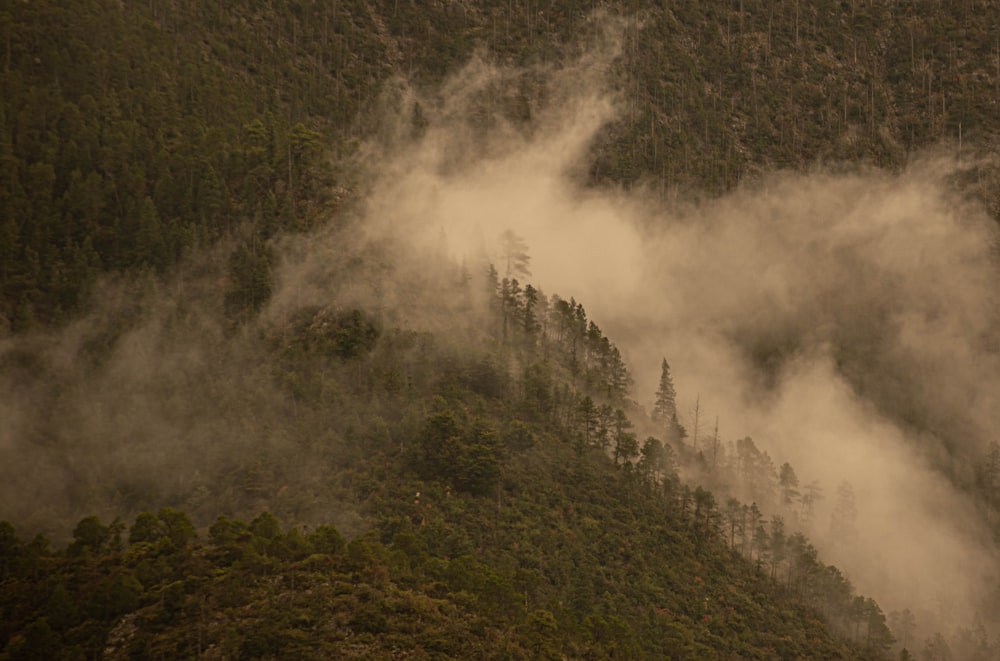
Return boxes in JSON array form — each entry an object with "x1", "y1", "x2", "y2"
[
  {"x1": 348, "y1": 49, "x2": 1000, "y2": 634},
  {"x1": 2, "y1": 22, "x2": 999, "y2": 644},
  {"x1": 0, "y1": 258, "x2": 371, "y2": 540}
]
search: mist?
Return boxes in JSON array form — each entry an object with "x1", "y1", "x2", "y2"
[
  {"x1": 2, "y1": 23, "x2": 1000, "y2": 643},
  {"x1": 0, "y1": 253, "x2": 373, "y2": 541},
  {"x1": 342, "y1": 49, "x2": 1000, "y2": 634}
]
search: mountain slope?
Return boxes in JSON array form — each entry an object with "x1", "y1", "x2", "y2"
[
  {"x1": 4, "y1": 1, "x2": 1000, "y2": 659},
  {"x1": 0, "y1": 221, "x2": 898, "y2": 657},
  {"x1": 4, "y1": 1, "x2": 1000, "y2": 329}
]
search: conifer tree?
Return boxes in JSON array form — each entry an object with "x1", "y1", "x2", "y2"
[
  {"x1": 981, "y1": 440, "x2": 1000, "y2": 524},
  {"x1": 800, "y1": 480, "x2": 823, "y2": 528},
  {"x1": 577, "y1": 396, "x2": 598, "y2": 447},
  {"x1": 522, "y1": 284, "x2": 539, "y2": 336},
  {"x1": 639, "y1": 436, "x2": 663, "y2": 484},
  {"x1": 768, "y1": 515, "x2": 786, "y2": 579},
  {"x1": 778, "y1": 462, "x2": 800, "y2": 509},
  {"x1": 653, "y1": 358, "x2": 684, "y2": 443},
  {"x1": 499, "y1": 229, "x2": 531, "y2": 279},
  {"x1": 611, "y1": 408, "x2": 638, "y2": 466},
  {"x1": 653, "y1": 359, "x2": 676, "y2": 421},
  {"x1": 724, "y1": 498, "x2": 743, "y2": 550},
  {"x1": 830, "y1": 481, "x2": 858, "y2": 543}
]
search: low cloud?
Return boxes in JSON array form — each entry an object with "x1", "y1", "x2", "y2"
[
  {"x1": 349, "y1": 49, "x2": 1000, "y2": 631},
  {"x1": 2, "y1": 23, "x2": 998, "y2": 637}
]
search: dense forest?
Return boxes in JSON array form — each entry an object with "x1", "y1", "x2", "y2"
[
  {"x1": 1, "y1": 267, "x2": 897, "y2": 658},
  {"x1": 4, "y1": 0, "x2": 1000, "y2": 331},
  {"x1": 4, "y1": 0, "x2": 1000, "y2": 659}
]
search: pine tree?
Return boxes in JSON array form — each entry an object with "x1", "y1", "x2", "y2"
[
  {"x1": 577, "y1": 396, "x2": 597, "y2": 447},
  {"x1": 830, "y1": 481, "x2": 858, "y2": 543},
  {"x1": 800, "y1": 480, "x2": 822, "y2": 528},
  {"x1": 778, "y1": 462, "x2": 800, "y2": 509},
  {"x1": 653, "y1": 359, "x2": 676, "y2": 421},
  {"x1": 981, "y1": 440, "x2": 1000, "y2": 525},
  {"x1": 768, "y1": 515, "x2": 786, "y2": 579},
  {"x1": 522, "y1": 284, "x2": 539, "y2": 336},
  {"x1": 709, "y1": 417, "x2": 721, "y2": 471},
  {"x1": 638, "y1": 436, "x2": 663, "y2": 485},
  {"x1": 499, "y1": 229, "x2": 531, "y2": 279},
  {"x1": 653, "y1": 358, "x2": 684, "y2": 443},
  {"x1": 486, "y1": 263, "x2": 502, "y2": 341},
  {"x1": 611, "y1": 408, "x2": 637, "y2": 466}
]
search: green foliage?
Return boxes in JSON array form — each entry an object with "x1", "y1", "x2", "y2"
[
  {"x1": 128, "y1": 508, "x2": 196, "y2": 550},
  {"x1": 128, "y1": 511, "x2": 163, "y2": 545},
  {"x1": 281, "y1": 307, "x2": 380, "y2": 362},
  {"x1": 43, "y1": 583, "x2": 78, "y2": 633},
  {"x1": 309, "y1": 525, "x2": 346, "y2": 556},
  {"x1": 504, "y1": 419, "x2": 537, "y2": 452},
  {"x1": 5, "y1": 0, "x2": 1000, "y2": 331},
  {"x1": 4, "y1": 4, "x2": 986, "y2": 657},
  {"x1": 413, "y1": 403, "x2": 504, "y2": 496},
  {"x1": 68, "y1": 515, "x2": 109, "y2": 556},
  {"x1": 156, "y1": 508, "x2": 196, "y2": 550},
  {"x1": 0, "y1": 0, "x2": 347, "y2": 328},
  {"x1": 249, "y1": 512, "x2": 282, "y2": 541},
  {"x1": 0, "y1": 520, "x2": 21, "y2": 580},
  {"x1": 1, "y1": 269, "x2": 898, "y2": 657},
  {"x1": 0, "y1": 459, "x2": 882, "y2": 661},
  {"x1": 224, "y1": 235, "x2": 273, "y2": 323},
  {"x1": 94, "y1": 573, "x2": 144, "y2": 620},
  {"x1": 209, "y1": 515, "x2": 250, "y2": 546},
  {"x1": 5, "y1": 618, "x2": 60, "y2": 661}
]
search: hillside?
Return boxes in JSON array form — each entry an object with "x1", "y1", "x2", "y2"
[
  {"x1": 4, "y1": 1, "x2": 1000, "y2": 330},
  {"x1": 4, "y1": 0, "x2": 1000, "y2": 659},
  {"x1": 1, "y1": 266, "x2": 888, "y2": 659}
]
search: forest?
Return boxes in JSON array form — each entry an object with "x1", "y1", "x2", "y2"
[
  {"x1": 4, "y1": 0, "x2": 1000, "y2": 659},
  {"x1": 0, "y1": 268, "x2": 897, "y2": 658}
]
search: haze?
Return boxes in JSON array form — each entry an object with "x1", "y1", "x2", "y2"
[
  {"x1": 2, "y1": 29, "x2": 998, "y2": 642},
  {"x1": 347, "y1": 50, "x2": 1000, "y2": 633}
]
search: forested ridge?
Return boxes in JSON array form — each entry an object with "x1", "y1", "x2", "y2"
[
  {"x1": 4, "y1": 0, "x2": 1000, "y2": 330},
  {"x1": 4, "y1": 0, "x2": 1000, "y2": 659},
  {"x1": 1, "y1": 266, "x2": 894, "y2": 659}
]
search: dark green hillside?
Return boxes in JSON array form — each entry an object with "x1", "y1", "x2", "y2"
[
  {"x1": 4, "y1": 1, "x2": 1000, "y2": 330},
  {"x1": 4, "y1": 1, "x2": 1000, "y2": 658},
  {"x1": 0, "y1": 0, "x2": 378, "y2": 329},
  {"x1": 0, "y1": 451, "x2": 875, "y2": 660},
  {"x1": 0, "y1": 263, "x2": 893, "y2": 658}
]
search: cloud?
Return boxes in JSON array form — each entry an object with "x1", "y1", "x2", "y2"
[
  {"x1": 1, "y1": 23, "x2": 998, "y2": 637},
  {"x1": 342, "y1": 50, "x2": 1000, "y2": 631}
]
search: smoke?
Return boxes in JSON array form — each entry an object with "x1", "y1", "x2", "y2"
[{"x1": 337, "y1": 45, "x2": 1000, "y2": 634}]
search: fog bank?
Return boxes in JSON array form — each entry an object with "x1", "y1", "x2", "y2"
[{"x1": 356, "y1": 51, "x2": 1000, "y2": 631}]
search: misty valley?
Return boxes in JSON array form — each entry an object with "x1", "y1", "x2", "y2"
[{"x1": 4, "y1": 1, "x2": 1000, "y2": 660}]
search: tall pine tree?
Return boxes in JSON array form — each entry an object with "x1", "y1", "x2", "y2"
[
  {"x1": 653, "y1": 358, "x2": 684, "y2": 443},
  {"x1": 499, "y1": 229, "x2": 531, "y2": 279}
]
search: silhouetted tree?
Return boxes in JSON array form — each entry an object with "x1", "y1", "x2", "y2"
[
  {"x1": 68, "y1": 516, "x2": 109, "y2": 556},
  {"x1": 499, "y1": 229, "x2": 531, "y2": 279},
  {"x1": 653, "y1": 358, "x2": 684, "y2": 443},
  {"x1": 638, "y1": 436, "x2": 664, "y2": 485},
  {"x1": 830, "y1": 481, "x2": 858, "y2": 544},
  {"x1": 611, "y1": 408, "x2": 638, "y2": 466},
  {"x1": 779, "y1": 462, "x2": 800, "y2": 509}
]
